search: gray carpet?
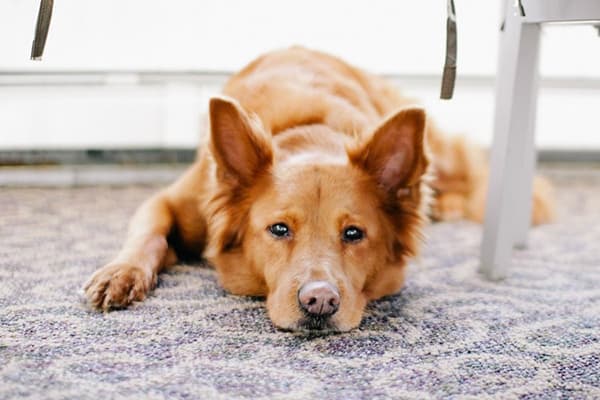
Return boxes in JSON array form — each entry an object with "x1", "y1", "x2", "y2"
[{"x1": 1, "y1": 171, "x2": 599, "y2": 399}]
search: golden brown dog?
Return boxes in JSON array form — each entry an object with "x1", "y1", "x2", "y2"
[{"x1": 84, "y1": 47, "x2": 554, "y2": 332}]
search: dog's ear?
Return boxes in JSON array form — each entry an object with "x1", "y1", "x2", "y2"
[
  {"x1": 209, "y1": 96, "x2": 273, "y2": 185},
  {"x1": 349, "y1": 107, "x2": 428, "y2": 192}
]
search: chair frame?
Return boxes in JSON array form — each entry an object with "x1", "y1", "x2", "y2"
[{"x1": 480, "y1": 0, "x2": 600, "y2": 280}]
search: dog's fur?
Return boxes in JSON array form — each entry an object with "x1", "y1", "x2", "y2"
[{"x1": 84, "y1": 47, "x2": 554, "y2": 332}]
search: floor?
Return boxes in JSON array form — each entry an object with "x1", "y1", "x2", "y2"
[{"x1": 0, "y1": 167, "x2": 599, "y2": 399}]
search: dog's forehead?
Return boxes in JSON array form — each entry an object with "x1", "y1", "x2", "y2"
[
  {"x1": 281, "y1": 151, "x2": 347, "y2": 167},
  {"x1": 269, "y1": 162, "x2": 372, "y2": 206}
]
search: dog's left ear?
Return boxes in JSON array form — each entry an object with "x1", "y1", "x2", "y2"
[
  {"x1": 349, "y1": 107, "x2": 428, "y2": 192},
  {"x1": 209, "y1": 96, "x2": 273, "y2": 186}
]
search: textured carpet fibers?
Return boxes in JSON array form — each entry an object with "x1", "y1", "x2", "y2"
[{"x1": 1, "y1": 175, "x2": 599, "y2": 399}]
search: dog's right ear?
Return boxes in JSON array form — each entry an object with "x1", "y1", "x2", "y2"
[{"x1": 209, "y1": 96, "x2": 273, "y2": 185}]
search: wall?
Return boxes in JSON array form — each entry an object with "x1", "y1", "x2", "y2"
[{"x1": 1, "y1": 0, "x2": 599, "y2": 150}]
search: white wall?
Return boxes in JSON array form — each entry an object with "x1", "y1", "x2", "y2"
[{"x1": 1, "y1": 0, "x2": 599, "y2": 150}]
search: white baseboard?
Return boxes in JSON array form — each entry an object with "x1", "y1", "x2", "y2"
[{"x1": 1, "y1": 73, "x2": 599, "y2": 150}]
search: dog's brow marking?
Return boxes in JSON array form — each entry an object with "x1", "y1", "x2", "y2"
[
  {"x1": 316, "y1": 169, "x2": 321, "y2": 223},
  {"x1": 284, "y1": 152, "x2": 346, "y2": 166}
]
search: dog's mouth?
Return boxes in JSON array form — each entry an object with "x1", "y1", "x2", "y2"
[
  {"x1": 277, "y1": 314, "x2": 340, "y2": 334},
  {"x1": 298, "y1": 314, "x2": 336, "y2": 331}
]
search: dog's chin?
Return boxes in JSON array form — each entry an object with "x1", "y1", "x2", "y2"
[{"x1": 276, "y1": 316, "x2": 351, "y2": 335}]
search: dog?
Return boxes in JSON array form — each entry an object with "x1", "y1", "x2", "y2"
[{"x1": 84, "y1": 47, "x2": 554, "y2": 332}]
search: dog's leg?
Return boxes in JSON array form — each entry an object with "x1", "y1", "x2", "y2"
[
  {"x1": 465, "y1": 174, "x2": 555, "y2": 225},
  {"x1": 84, "y1": 162, "x2": 208, "y2": 310},
  {"x1": 83, "y1": 192, "x2": 175, "y2": 310}
]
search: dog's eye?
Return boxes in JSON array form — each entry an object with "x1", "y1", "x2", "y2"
[
  {"x1": 342, "y1": 226, "x2": 364, "y2": 243},
  {"x1": 269, "y1": 223, "x2": 291, "y2": 238}
]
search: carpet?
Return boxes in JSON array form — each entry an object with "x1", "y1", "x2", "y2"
[{"x1": 1, "y1": 172, "x2": 599, "y2": 399}]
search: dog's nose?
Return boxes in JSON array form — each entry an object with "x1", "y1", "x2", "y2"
[{"x1": 298, "y1": 281, "x2": 340, "y2": 317}]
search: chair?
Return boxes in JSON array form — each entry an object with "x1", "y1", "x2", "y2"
[{"x1": 480, "y1": 0, "x2": 600, "y2": 280}]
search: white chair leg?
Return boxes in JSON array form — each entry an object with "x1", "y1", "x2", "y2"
[
  {"x1": 480, "y1": 9, "x2": 541, "y2": 280},
  {"x1": 510, "y1": 64, "x2": 539, "y2": 249},
  {"x1": 506, "y1": 17, "x2": 542, "y2": 250}
]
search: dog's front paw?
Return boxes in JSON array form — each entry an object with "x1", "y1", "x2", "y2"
[{"x1": 84, "y1": 263, "x2": 156, "y2": 311}]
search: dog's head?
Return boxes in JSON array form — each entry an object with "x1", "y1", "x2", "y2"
[{"x1": 205, "y1": 97, "x2": 429, "y2": 332}]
